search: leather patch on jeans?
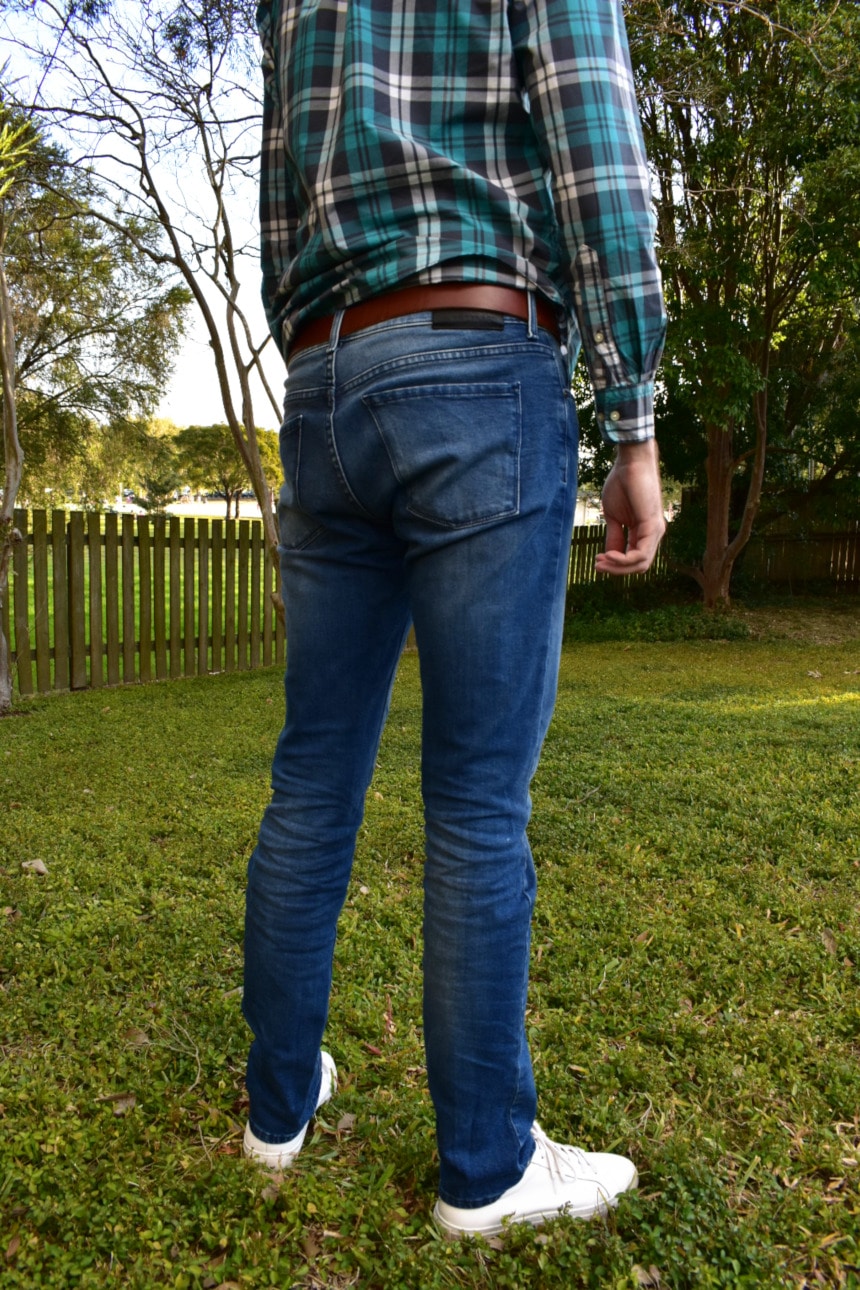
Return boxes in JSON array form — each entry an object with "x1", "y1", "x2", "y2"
[{"x1": 431, "y1": 309, "x2": 505, "y2": 330}]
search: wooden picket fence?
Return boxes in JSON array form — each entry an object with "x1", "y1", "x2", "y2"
[
  {"x1": 741, "y1": 520, "x2": 860, "y2": 589},
  {"x1": 5, "y1": 510, "x2": 857, "y2": 698},
  {"x1": 5, "y1": 509, "x2": 283, "y2": 697},
  {"x1": 566, "y1": 521, "x2": 672, "y2": 588}
]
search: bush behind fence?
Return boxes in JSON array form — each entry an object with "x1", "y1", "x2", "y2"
[{"x1": 5, "y1": 511, "x2": 858, "y2": 698}]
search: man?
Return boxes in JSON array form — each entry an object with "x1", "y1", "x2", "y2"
[{"x1": 244, "y1": 0, "x2": 666, "y2": 1238}]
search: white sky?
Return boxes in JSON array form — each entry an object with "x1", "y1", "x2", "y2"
[{"x1": 158, "y1": 296, "x2": 286, "y2": 433}]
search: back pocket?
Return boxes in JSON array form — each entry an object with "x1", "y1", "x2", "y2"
[
  {"x1": 277, "y1": 413, "x2": 323, "y2": 550},
  {"x1": 363, "y1": 383, "x2": 521, "y2": 529}
]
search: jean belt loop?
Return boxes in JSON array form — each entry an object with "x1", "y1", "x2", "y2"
[
  {"x1": 527, "y1": 290, "x2": 537, "y2": 339},
  {"x1": 330, "y1": 308, "x2": 345, "y2": 353}
]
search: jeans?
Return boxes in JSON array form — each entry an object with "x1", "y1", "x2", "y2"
[{"x1": 243, "y1": 298, "x2": 578, "y2": 1207}]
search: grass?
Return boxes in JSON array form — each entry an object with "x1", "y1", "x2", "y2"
[{"x1": 1, "y1": 603, "x2": 859, "y2": 1288}]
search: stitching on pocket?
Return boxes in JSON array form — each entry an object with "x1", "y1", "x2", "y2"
[{"x1": 363, "y1": 383, "x2": 521, "y2": 530}]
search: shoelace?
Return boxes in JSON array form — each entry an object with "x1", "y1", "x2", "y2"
[{"x1": 531, "y1": 1122, "x2": 593, "y2": 1184}]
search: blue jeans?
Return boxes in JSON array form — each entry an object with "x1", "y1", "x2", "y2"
[{"x1": 243, "y1": 299, "x2": 578, "y2": 1207}]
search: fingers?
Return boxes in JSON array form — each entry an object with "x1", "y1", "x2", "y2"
[
  {"x1": 595, "y1": 537, "x2": 659, "y2": 576},
  {"x1": 601, "y1": 515, "x2": 628, "y2": 556}
]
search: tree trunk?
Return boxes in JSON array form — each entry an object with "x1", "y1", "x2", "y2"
[
  {"x1": 0, "y1": 241, "x2": 24, "y2": 715},
  {"x1": 697, "y1": 387, "x2": 769, "y2": 609},
  {"x1": 700, "y1": 422, "x2": 735, "y2": 608}
]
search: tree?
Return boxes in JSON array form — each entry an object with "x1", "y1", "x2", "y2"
[
  {"x1": 0, "y1": 113, "x2": 189, "y2": 505},
  {"x1": 256, "y1": 427, "x2": 281, "y2": 513},
  {"x1": 0, "y1": 108, "x2": 35, "y2": 714},
  {"x1": 136, "y1": 418, "x2": 183, "y2": 513},
  {"x1": 6, "y1": 0, "x2": 283, "y2": 572},
  {"x1": 175, "y1": 423, "x2": 249, "y2": 518},
  {"x1": 591, "y1": 0, "x2": 860, "y2": 606}
]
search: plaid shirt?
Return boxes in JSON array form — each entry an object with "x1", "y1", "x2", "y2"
[{"x1": 258, "y1": 0, "x2": 666, "y2": 442}]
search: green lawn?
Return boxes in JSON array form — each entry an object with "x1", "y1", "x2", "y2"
[{"x1": 2, "y1": 607, "x2": 859, "y2": 1288}]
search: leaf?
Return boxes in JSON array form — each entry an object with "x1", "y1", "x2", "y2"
[
  {"x1": 633, "y1": 1266, "x2": 662, "y2": 1287},
  {"x1": 5, "y1": 1235, "x2": 21, "y2": 1260},
  {"x1": 122, "y1": 1027, "x2": 151, "y2": 1048},
  {"x1": 807, "y1": 670, "x2": 822, "y2": 679},
  {"x1": 336, "y1": 1113, "x2": 356, "y2": 1133},
  {"x1": 822, "y1": 928, "x2": 838, "y2": 956},
  {"x1": 21, "y1": 859, "x2": 48, "y2": 875},
  {"x1": 96, "y1": 1091, "x2": 137, "y2": 1115}
]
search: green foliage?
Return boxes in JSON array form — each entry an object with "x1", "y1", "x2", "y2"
[
  {"x1": 0, "y1": 113, "x2": 35, "y2": 198},
  {"x1": 578, "y1": 2, "x2": 860, "y2": 596},
  {"x1": 162, "y1": 0, "x2": 258, "y2": 68},
  {"x1": 564, "y1": 581, "x2": 752, "y2": 642},
  {"x1": 2, "y1": 612, "x2": 859, "y2": 1287},
  {"x1": 130, "y1": 417, "x2": 180, "y2": 513},
  {"x1": 0, "y1": 110, "x2": 189, "y2": 503},
  {"x1": 255, "y1": 427, "x2": 281, "y2": 494},
  {"x1": 643, "y1": 0, "x2": 860, "y2": 450}
]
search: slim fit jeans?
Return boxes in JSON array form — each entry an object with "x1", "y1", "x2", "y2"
[{"x1": 243, "y1": 300, "x2": 578, "y2": 1207}]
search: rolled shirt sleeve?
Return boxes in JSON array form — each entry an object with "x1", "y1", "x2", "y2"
[{"x1": 510, "y1": 0, "x2": 666, "y2": 443}]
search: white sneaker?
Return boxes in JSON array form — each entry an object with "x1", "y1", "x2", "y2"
[
  {"x1": 243, "y1": 1050, "x2": 337, "y2": 1169},
  {"x1": 433, "y1": 1122, "x2": 637, "y2": 1237}
]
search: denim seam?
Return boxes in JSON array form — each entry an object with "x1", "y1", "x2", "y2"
[
  {"x1": 325, "y1": 329, "x2": 377, "y2": 520},
  {"x1": 337, "y1": 335, "x2": 561, "y2": 397}
]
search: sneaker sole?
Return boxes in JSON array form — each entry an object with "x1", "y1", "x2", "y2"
[{"x1": 433, "y1": 1169, "x2": 638, "y2": 1237}]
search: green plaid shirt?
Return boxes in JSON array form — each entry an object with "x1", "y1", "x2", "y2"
[{"x1": 258, "y1": 0, "x2": 666, "y2": 442}]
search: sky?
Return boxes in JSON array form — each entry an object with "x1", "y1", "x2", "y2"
[{"x1": 157, "y1": 301, "x2": 286, "y2": 433}]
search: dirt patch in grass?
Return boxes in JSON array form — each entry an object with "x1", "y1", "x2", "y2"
[{"x1": 735, "y1": 597, "x2": 860, "y2": 645}]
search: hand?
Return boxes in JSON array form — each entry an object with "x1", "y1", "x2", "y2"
[{"x1": 595, "y1": 439, "x2": 666, "y2": 576}]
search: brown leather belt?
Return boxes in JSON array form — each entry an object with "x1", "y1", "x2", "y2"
[{"x1": 288, "y1": 284, "x2": 560, "y2": 360}]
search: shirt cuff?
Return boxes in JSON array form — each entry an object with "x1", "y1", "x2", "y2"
[{"x1": 595, "y1": 383, "x2": 656, "y2": 445}]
